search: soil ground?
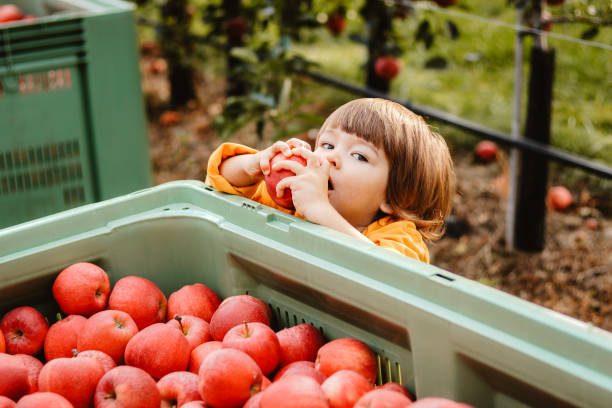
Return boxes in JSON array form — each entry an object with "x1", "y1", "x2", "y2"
[{"x1": 140, "y1": 55, "x2": 612, "y2": 333}]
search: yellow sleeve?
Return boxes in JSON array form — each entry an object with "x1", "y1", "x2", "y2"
[
  {"x1": 205, "y1": 143, "x2": 295, "y2": 214},
  {"x1": 363, "y1": 218, "x2": 430, "y2": 263}
]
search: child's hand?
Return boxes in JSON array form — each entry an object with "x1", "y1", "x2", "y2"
[
  {"x1": 272, "y1": 147, "x2": 334, "y2": 221},
  {"x1": 250, "y1": 139, "x2": 312, "y2": 178}
]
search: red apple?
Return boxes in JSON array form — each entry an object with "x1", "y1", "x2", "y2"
[
  {"x1": 157, "y1": 371, "x2": 200, "y2": 408},
  {"x1": 11, "y1": 355, "x2": 42, "y2": 394},
  {"x1": 0, "y1": 354, "x2": 29, "y2": 401},
  {"x1": 410, "y1": 397, "x2": 475, "y2": 407},
  {"x1": 0, "y1": 395, "x2": 16, "y2": 408},
  {"x1": 262, "y1": 376, "x2": 271, "y2": 390},
  {"x1": 260, "y1": 375, "x2": 329, "y2": 408},
  {"x1": 0, "y1": 306, "x2": 48, "y2": 355},
  {"x1": 243, "y1": 392, "x2": 263, "y2": 408},
  {"x1": 225, "y1": 17, "x2": 248, "y2": 42},
  {"x1": 77, "y1": 310, "x2": 138, "y2": 364},
  {"x1": 223, "y1": 321, "x2": 280, "y2": 375},
  {"x1": 181, "y1": 402, "x2": 206, "y2": 408},
  {"x1": 124, "y1": 323, "x2": 190, "y2": 379},
  {"x1": 15, "y1": 392, "x2": 74, "y2": 408},
  {"x1": 374, "y1": 57, "x2": 401, "y2": 81},
  {"x1": 353, "y1": 389, "x2": 412, "y2": 408},
  {"x1": 474, "y1": 141, "x2": 498, "y2": 162},
  {"x1": 76, "y1": 350, "x2": 116, "y2": 374},
  {"x1": 52, "y1": 263, "x2": 110, "y2": 316},
  {"x1": 0, "y1": 5, "x2": 23, "y2": 24},
  {"x1": 547, "y1": 186, "x2": 573, "y2": 211},
  {"x1": 378, "y1": 382, "x2": 412, "y2": 399},
  {"x1": 189, "y1": 341, "x2": 222, "y2": 374},
  {"x1": 44, "y1": 315, "x2": 87, "y2": 361},
  {"x1": 198, "y1": 348, "x2": 263, "y2": 408},
  {"x1": 326, "y1": 14, "x2": 346, "y2": 36},
  {"x1": 108, "y1": 276, "x2": 167, "y2": 330},
  {"x1": 276, "y1": 323, "x2": 324, "y2": 368},
  {"x1": 167, "y1": 283, "x2": 221, "y2": 323},
  {"x1": 264, "y1": 153, "x2": 307, "y2": 209},
  {"x1": 315, "y1": 338, "x2": 377, "y2": 384},
  {"x1": 0, "y1": 329, "x2": 5, "y2": 353},
  {"x1": 321, "y1": 370, "x2": 374, "y2": 408},
  {"x1": 38, "y1": 356, "x2": 105, "y2": 408},
  {"x1": 273, "y1": 361, "x2": 327, "y2": 385},
  {"x1": 209, "y1": 295, "x2": 271, "y2": 341},
  {"x1": 585, "y1": 218, "x2": 598, "y2": 230},
  {"x1": 166, "y1": 315, "x2": 211, "y2": 352},
  {"x1": 94, "y1": 366, "x2": 160, "y2": 408}
]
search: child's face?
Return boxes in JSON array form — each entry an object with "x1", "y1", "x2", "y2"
[{"x1": 314, "y1": 127, "x2": 392, "y2": 230}]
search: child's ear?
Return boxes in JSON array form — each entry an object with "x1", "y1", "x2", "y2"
[{"x1": 379, "y1": 201, "x2": 393, "y2": 215}]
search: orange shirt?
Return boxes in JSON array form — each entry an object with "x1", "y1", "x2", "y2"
[{"x1": 205, "y1": 143, "x2": 429, "y2": 262}]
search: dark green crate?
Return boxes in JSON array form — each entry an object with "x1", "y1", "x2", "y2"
[{"x1": 0, "y1": 0, "x2": 151, "y2": 228}]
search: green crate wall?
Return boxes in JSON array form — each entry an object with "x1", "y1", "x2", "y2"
[{"x1": 0, "y1": 0, "x2": 151, "y2": 228}]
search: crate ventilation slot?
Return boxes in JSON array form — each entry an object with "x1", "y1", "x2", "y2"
[{"x1": 0, "y1": 140, "x2": 86, "y2": 206}]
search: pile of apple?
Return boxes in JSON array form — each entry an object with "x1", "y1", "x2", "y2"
[
  {"x1": 0, "y1": 4, "x2": 36, "y2": 25},
  {"x1": 0, "y1": 262, "x2": 473, "y2": 408}
]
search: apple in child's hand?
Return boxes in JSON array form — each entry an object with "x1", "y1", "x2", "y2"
[
  {"x1": 15, "y1": 392, "x2": 74, "y2": 408},
  {"x1": 353, "y1": 389, "x2": 413, "y2": 408},
  {"x1": 0, "y1": 395, "x2": 16, "y2": 408},
  {"x1": 276, "y1": 323, "x2": 325, "y2": 367},
  {"x1": 38, "y1": 356, "x2": 105, "y2": 408},
  {"x1": 52, "y1": 262, "x2": 110, "y2": 316},
  {"x1": 77, "y1": 309, "x2": 138, "y2": 364},
  {"x1": 209, "y1": 294, "x2": 271, "y2": 341},
  {"x1": 0, "y1": 354, "x2": 30, "y2": 401},
  {"x1": 0, "y1": 5, "x2": 23, "y2": 23},
  {"x1": 260, "y1": 375, "x2": 328, "y2": 408},
  {"x1": 44, "y1": 314, "x2": 87, "y2": 361},
  {"x1": 189, "y1": 341, "x2": 223, "y2": 374},
  {"x1": 0, "y1": 306, "x2": 48, "y2": 355},
  {"x1": 264, "y1": 153, "x2": 307, "y2": 209},
  {"x1": 157, "y1": 371, "x2": 201, "y2": 408},
  {"x1": 94, "y1": 366, "x2": 160, "y2": 408},
  {"x1": 223, "y1": 321, "x2": 281, "y2": 375},
  {"x1": 198, "y1": 348, "x2": 263, "y2": 408},
  {"x1": 410, "y1": 397, "x2": 475, "y2": 407},
  {"x1": 273, "y1": 361, "x2": 327, "y2": 385},
  {"x1": 167, "y1": 283, "x2": 221, "y2": 323},
  {"x1": 321, "y1": 370, "x2": 374, "y2": 408},
  {"x1": 108, "y1": 276, "x2": 167, "y2": 330},
  {"x1": 166, "y1": 315, "x2": 210, "y2": 352},
  {"x1": 315, "y1": 338, "x2": 377, "y2": 384},
  {"x1": 124, "y1": 323, "x2": 190, "y2": 380}
]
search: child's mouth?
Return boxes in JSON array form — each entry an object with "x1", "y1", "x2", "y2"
[{"x1": 328, "y1": 179, "x2": 334, "y2": 190}]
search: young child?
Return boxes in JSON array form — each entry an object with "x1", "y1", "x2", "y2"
[{"x1": 206, "y1": 98, "x2": 455, "y2": 262}]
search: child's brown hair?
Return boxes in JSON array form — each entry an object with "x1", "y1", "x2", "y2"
[{"x1": 317, "y1": 98, "x2": 455, "y2": 241}]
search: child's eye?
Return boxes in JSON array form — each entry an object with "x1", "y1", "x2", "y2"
[
  {"x1": 352, "y1": 153, "x2": 368, "y2": 162},
  {"x1": 321, "y1": 143, "x2": 334, "y2": 150}
]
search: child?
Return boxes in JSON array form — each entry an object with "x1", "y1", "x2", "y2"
[{"x1": 206, "y1": 98, "x2": 455, "y2": 262}]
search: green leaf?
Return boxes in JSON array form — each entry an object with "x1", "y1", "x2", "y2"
[{"x1": 230, "y1": 47, "x2": 259, "y2": 65}]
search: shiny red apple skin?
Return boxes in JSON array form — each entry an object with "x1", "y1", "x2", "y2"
[
  {"x1": 94, "y1": 366, "x2": 160, "y2": 408},
  {"x1": 0, "y1": 307, "x2": 48, "y2": 356},
  {"x1": 15, "y1": 392, "x2": 74, "y2": 408},
  {"x1": 77, "y1": 310, "x2": 138, "y2": 364},
  {"x1": 167, "y1": 283, "x2": 221, "y2": 323},
  {"x1": 314, "y1": 338, "x2": 377, "y2": 384},
  {"x1": 189, "y1": 341, "x2": 223, "y2": 374},
  {"x1": 52, "y1": 263, "x2": 110, "y2": 316},
  {"x1": 108, "y1": 276, "x2": 167, "y2": 330},
  {"x1": 76, "y1": 350, "x2": 116, "y2": 374},
  {"x1": 264, "y1": 153, "x2": 307, "y2": 209},
  {"x1": 166, "y1": 315, "x2": 210, "y2": 352},
  {"x1": 209, "y1": 295, "x2": 271, "y2": 341},
  {"x1": 260, "y1": 375, "x2": 329, "y2": 408},
  {"x1": 353, "y1": 389, "x2": 412, "y2": 408},
  {"x1": 11, "y1": 355, "x2": 42, "y2": 394},
  {"x1": 276, "y1": 323, "x2": 324, "y2": 368},
  {"x1": 409, "y1": 397, "x2": 475, "y2": 408},
  {"x1": 273, "y1": 360, "x2": 327, "y2": 384},
  {"x1": 222, "y1": 322, "x2": 281, "y2": 375},
  {"x1": 0, "y1": 354, "x2": 29, "y2": 401},
  {"x1": 157, "y1": 371, "x2": 200, "y2": 408},
  {"x1": 321, "y1": 370, "x2": 374, "y2": 408},
  {"x1": 44, "y1": 315, "x2": 87, "y2": 361}
]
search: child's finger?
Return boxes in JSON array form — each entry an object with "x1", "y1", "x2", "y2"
[
  {"x1": 272, "y1": 160, "x2": 307, "y2": 175},
  {"x1": 275, "y1": 176, "x2": 295, "y2": 198},
  {"x1": 271, "y1": 141, "x2": 293, "y2": 157},
  {"x1": 290, "y1": 147, "x2": 316, "y2": 162},
  {"x1": 286, "y1": 138, "x2": 312, "y2": 151}
]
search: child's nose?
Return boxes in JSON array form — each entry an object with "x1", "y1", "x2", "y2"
[{"x1": 326, "y1": 153, "x2": 340, "y2": 168}]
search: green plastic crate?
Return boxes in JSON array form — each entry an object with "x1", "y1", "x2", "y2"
[
  {"x1": 1, "y1": 180, "x2": 611, "y2": 408},
  {"x1": 0, "y1": 0, "x2": 151, "y2": 229}
]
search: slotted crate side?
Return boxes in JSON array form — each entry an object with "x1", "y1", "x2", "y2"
[{"x1": 0, "y1": 181, "x2": 611, "y2": 408}]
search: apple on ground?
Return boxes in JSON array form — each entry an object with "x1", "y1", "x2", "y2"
[
  {"x1": 38, "y1": 356, "x2": 105, "y2": 408},
  {"x1": 374, "y1": 57, "x2": 401, "y2": 81},
  {"x1": 222, "y1": 321, "x2": 281, "y2": 376},
  {"x1": 209, "y1": 294, "x2": 271, "y2": 341},
  {"x1": 547, "y1": 186, "x2": 573, "y2": 211},
  {"x1": 11, "y1": 355, "x2": 42, "y2": 394},
  {"x1": 264, "y1": 153, "x2": 307, "y2": 209},
  {"x1": 166, "y1": 315, "x2": 210, "y2": 352},
  {"x1": 76, "y1": 350, "x2": 116, "y2": 374},
  {"x1": 321, "y1": 370, "x2": 374, "y2": 408},
  {"x1": 44, "y1": 314, "x2": 87, "y2": 361},
  {"x1": 0, "y1": 5, "x2": 23, "y2": 24},
  {"x1": 276, "y1": 323, "x2": 324, "y2": 368},
  {"x1": 157, "y1": 371, "x2": 200, "y2": 408},
  {"x1": 353, "y1": 389, "x2": 412, "y2": 408},
  {"x1": 198, "y1": 348, "x2": 263, "y2": 408},
  {"x1": 260, "y1": 375, "x2": 329, "y2": 408},
  {"x1": 474, "y1": 141, "x2": 497, "y2": 162},
  {"x1": 273, "y1": 361, "x2": 327, "y2": 384},
  {"x1": 0, "y1": 354, "x2": 30, "y2": 401},
  {"x1": 410, "y1": 397, "x2": 475, "y2": 407},
  {"x1": 0, "y1": 306, "x2": 48, "y2": 356},
  {"x1": 189, "y1": 341, "x2": 222, "y2": 374},
  {"x1": 315, "y1": 338, "x2": 377, "y2": 384},
  {"x1": 94, "y1": 366, "x2": 160, "y2": 408},
  {"x1": 124, "y1": 323, "x2": 190, "y2": 380},
  {"x1": 77, "y1": 310, "x2": 138, "y2": 364},
  {"x1": 108, "y1": 276, "x2": 167, "y2": 330},
  {"x1": 0, "y1": 395, "x2": 16, "y2": 408},
  {"x1": 167, "y1": 283, "x2": 221, "y2": 323},
  {"x1": 15, "y1": 392, "x2": 74, "y2": 408},
  {"x1": 52, "y1": 263, "x2": 110, "y2": 316}
]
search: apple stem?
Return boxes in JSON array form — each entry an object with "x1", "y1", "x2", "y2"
[
  {"x1": 174, "y1": 315, "x2": 184, "y2": 332},
  {"x1": 56, "y1": 313, "x2": 63, "y2": 321},
  {"x1": 243, "y1": 320, "x2": 249, "y2": 336},
  {"x1": 72, "y1": 348, "x2": 78, "y2": 357}
]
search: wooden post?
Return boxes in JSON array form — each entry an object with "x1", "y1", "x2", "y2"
[{"x1": 513, "y1": 44, "x2": 555, "y2": 251}]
